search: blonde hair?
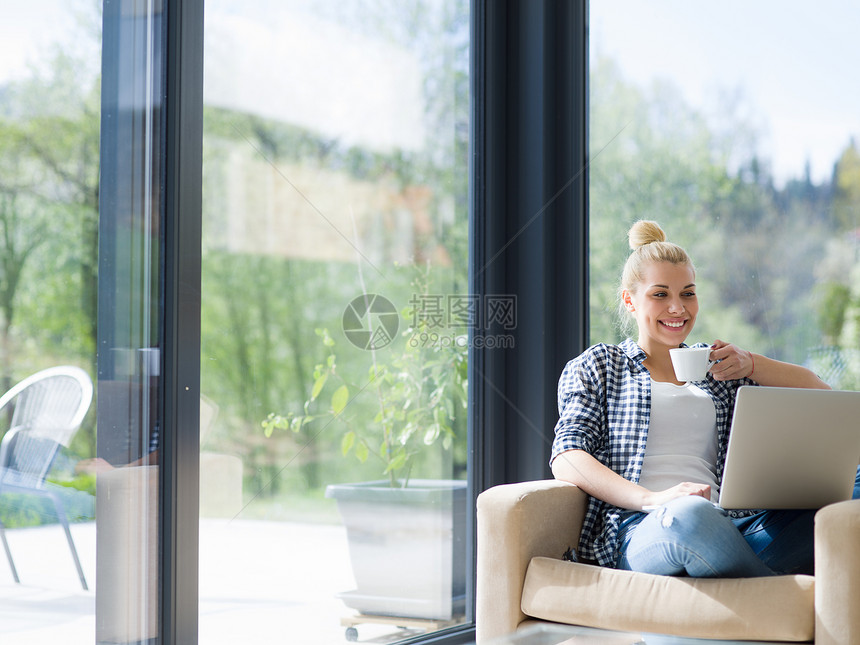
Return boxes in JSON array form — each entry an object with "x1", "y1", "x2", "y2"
[{"x1": 617, "y1": 220, "x2": 695, "y2": 334}]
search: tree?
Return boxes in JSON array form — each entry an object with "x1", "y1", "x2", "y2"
[
  {"x1": 832, "y1": 139, "x2": 860, "y2": 233},
  {"x1": 0, "y1": 186, "x2": 50, "y2": 388},
  {"x1": 0, "y1": 46, "x2": 101, "y2": 454}
]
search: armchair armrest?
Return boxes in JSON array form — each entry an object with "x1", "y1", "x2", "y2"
[
  {"x1": 815, "y1": 498, "x2": 860, "y2": 645},
  {"x1": 476, "y1": 479, "x2": 587, "y2": 643}
]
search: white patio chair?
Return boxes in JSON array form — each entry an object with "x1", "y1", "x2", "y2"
[{"x1": 0, "y1": 366, "x2": 93, "y2": 590}]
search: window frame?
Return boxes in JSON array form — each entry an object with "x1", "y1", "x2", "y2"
[{"x1": 160, "y1": 0, "x2": 205, "y2": 642}]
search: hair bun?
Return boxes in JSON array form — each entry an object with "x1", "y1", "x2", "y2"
[{"x1": 628, "y1": 220, "x2": 667, "y2": 250}]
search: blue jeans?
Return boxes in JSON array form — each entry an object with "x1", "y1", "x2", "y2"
[{"x1": 615, "y1": 466, "x2": 860, "y2": 578}]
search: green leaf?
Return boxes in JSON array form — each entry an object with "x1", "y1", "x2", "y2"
[
  {"x1": 355, "y1": 441, "x2": 369, "y2": 462},
  {"x1": 291, "y1": 415, "x2": 313, "y2": 433},
  {"x1": 310, "y1": 373, "x2": 328, "y2": 401},
  {"x1": 384, "y1": 448, "x2": 407, "y2": 473},
  {"x1": 262, "y1": 414, "x2": 290, "y2": 437},
  {"x1": 423, "y1": 424, "x2": 440, "y2": 445},
  {"x1": 341, "y1": 431, "x2": 355, "y2": 456},
  {"x1": 331, "y1": 385, "x2": 349, "y2": 414}
]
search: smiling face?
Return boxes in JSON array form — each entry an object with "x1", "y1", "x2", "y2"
[{"x1": 622, "y1": 261, "x2": 698, "y2": 354}]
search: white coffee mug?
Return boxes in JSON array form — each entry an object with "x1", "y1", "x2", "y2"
[{"x1": 669, "y1": 346, "x2": 715, "y2": 382}]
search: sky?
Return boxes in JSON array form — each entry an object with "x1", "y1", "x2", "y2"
[
  {"x1": 2, "y1": 0, "x2": 859, "y2": 185},
  {"x1": 0, "y1": 2, "x2": 83, "y2": 79},
  {"x1": 203, "y1": 2, "x2": 426, "y2": 153},
  {"x1": 0, "y1": 1, "x2": 101, "y2": 94},
  {"x1": 591, "y1": 0, "x2": 860, "y2": 185}
]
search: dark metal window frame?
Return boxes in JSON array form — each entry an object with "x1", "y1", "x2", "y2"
[
  {"x1": 469, "y1": 0, "x2": 588, "y2": 490},
  {"x1": 100, "y1": 0, "x2": 587, "y2": 642},
  {"x1": 160, "y1": 0, "x2": 205, "y2": 642}
]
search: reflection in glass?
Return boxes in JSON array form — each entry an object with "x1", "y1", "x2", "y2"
[
  {"x1": 0, "y1": 1, "x2": 102, "y2": 643},
  {"x1": 96, "y1": 0, "x2": 164, "y2": 643},
  {"x1": 200, "y1": 2, "x2": 469, "y2": 643}
]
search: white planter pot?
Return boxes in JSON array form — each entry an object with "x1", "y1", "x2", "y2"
[{"x1": 325, "y1": 479, "x2": 467, "y2": 620}]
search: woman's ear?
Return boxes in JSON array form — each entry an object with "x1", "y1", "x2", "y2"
[{"x1": 622, "y1": 289, "x2": 635, "y2": 312}]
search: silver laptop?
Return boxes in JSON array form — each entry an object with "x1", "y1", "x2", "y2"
[{"x1": 718, "y1": 386, "x2": 860, "y2": 510}]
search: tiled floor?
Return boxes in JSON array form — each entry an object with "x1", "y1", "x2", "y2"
[
  {"x1": 0, "y1": 520, "x2": 447, "y2": 644},
  {"x1": 0, "y1": 523, "x2": 95, "y2": 645}
]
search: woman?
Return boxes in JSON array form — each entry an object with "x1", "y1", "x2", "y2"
[{"x1": 550, "y1": 220, "x2": 845, "y2": 578}]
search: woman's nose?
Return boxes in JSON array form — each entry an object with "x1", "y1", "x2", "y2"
[{"x1": 667, "y1": 298, "x2": 685, "y2": 314}]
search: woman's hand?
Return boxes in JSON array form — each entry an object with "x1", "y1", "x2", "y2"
[
  {"x1": 642, "y1": 482, "x2": 712, "y2": 509},
  {"x1": 76, "y1": 457, "x2": 116, "y2": 475},
  {"x1": 708, "y1": 339, "x2": 754, "y2": 381}
]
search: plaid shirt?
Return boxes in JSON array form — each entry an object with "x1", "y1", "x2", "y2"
[{"x1": 550, "y1": 338, "x2": 755, "y2": 567}]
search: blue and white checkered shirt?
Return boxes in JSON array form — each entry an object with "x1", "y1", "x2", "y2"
[{"x1": 550, "y1": 338, "x2": 755, "y2": 567}]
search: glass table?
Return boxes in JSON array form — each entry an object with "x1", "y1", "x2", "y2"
[{"x1": 487, "y1": 623, "x2": 795, "y2": 645}]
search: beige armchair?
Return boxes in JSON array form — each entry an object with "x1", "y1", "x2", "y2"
[{"x1": 476, "y1": 480, "x2": 860, "y2": 644}]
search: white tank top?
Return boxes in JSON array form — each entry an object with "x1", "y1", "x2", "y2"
[{"x1": 639, "y1": 379, "x2": 720, "y2": 502}]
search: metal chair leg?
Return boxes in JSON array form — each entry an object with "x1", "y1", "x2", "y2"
[
  {"x1": 0, "y1": 521, "x2": 19, "y2": 583},
  {"x1": 60, "y1": 520, "x2": 88, "y2": 591},
  {"x1": 51, "y1": 493, "x2": 88, "y2": 591}
]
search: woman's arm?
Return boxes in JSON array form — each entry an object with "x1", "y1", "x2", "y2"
[
  {"x1": 551, "y1": 448, "x2": 710, "y2": 511},
  {"x1": 708, "y1": 339, "x2": 830, "y2": 389}
]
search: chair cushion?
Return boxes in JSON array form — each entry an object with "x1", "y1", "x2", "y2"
[{"x1": 522, "y1": 557, "x2": 815, "y2": 641}]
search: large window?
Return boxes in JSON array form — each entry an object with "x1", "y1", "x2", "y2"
[
  {"x1": 199, "y1": 2, "x2": 470, "y2": 643},
  {"x1": 590, "y1": 0, "x2": 860, "y2": 390}
]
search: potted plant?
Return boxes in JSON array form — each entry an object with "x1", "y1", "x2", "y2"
[{"x1": 263, "y1": 290, "x2": 468, "y2": 622}]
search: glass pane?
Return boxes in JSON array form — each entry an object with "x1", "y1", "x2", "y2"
[
  {"x1": 200, "y1": 2, "x2": 469, "y2": 644},
  {"x1": 0, "y1": 1, "x2": 103, "y2": 643},
  {"x1": 589, "y1": 0, "x2": 860, "y2": 388}
]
